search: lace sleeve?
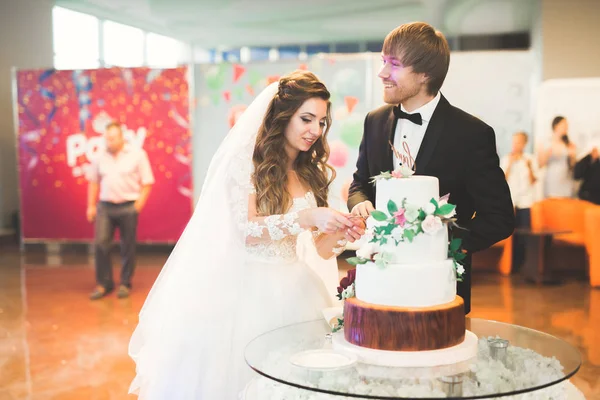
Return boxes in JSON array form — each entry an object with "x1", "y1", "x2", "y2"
[
  {"x1": 246, "y1": 193, "x2": 307, "y2": 244},
  {"x1": 312, "y1": 229, "x2": 348, "y2": 260}
]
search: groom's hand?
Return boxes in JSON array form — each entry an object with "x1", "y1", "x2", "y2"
[{"x1": 351, "y1": 201, "x2": 374, "y2": 219}]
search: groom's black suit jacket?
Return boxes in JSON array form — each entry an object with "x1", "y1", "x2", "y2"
[{"x1": 347, "y1": 95, "x2": 515, "y2": 314}]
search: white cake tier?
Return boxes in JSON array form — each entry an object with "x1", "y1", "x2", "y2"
[
  {"x1": 332, "y1": 330, "x2": 478, "y2": 369},
  {"x1": 356, "y1": 259, "x2": 457, "y2": 307},
  {"x1": 381, "y1": 225, "x2": 448, "y2": 264},
  {"x1": 376, "y1": 175, "x2": 439, "y2": 210}
]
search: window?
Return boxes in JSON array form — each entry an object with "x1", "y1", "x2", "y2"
[
  {"x1": 249, "y1": 47, "x2": 270, "y2": 62},
  {"x1": 52, "y1": 7, "x2": 100, "y2": 69},
  {"x1": 146, "y1": 33, "x2": 189, "y2": 67},
  {"x1": 103, "y1": 20, "x2": 144, "y2": 67},
  {"x1": 306, "y1": 44, "x2": 330, "y2": 55}
]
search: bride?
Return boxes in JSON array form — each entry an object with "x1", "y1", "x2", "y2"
[{"x1": 128, "y1": 70, "x2": 364, "y2": 399}]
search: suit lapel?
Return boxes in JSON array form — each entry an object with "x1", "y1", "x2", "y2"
[
  {"x1": 382, "y1": 108, "x2": 397, "y2": 173},
  {"x1": 415, "y1": 95, "x2": 449, "y2": 175}
]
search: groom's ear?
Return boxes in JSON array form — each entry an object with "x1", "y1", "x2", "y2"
[{"x1": 419, "y1": 72, "x2": 429, "y2": 84}]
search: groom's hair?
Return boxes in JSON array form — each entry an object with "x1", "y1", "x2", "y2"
[{"x1": 383, "y1": 22, "x2": 450, "y2": 96}]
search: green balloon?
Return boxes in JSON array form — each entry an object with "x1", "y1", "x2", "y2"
[
  {"x1": 248, "y1": 70, "x2": 262, "y2": 87},
  {"x1": 339, "y1": 118, "x2": 364, "y2": 148},
  {"x1": 206, "y1": 64, "x2": 227, "y2": 91},
  {"x1": 234, "y1": 86, "x2": 244, "y2": 100}
]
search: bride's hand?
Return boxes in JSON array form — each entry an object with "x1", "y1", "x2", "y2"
[
  {"x1": 303, "y1": 207, "x2": 355, "y2": 234},
  {"x1": 343, "y1": 215, "x2": 366, "y2": 242}
]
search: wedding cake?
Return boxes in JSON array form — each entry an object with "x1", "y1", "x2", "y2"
[{"x1": 332, "y1": 170, "x2": 478, "y2": 368}]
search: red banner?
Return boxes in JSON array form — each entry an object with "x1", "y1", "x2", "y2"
[{"x1": 16, "y1": 67, "x2": 192, "y2": 242}]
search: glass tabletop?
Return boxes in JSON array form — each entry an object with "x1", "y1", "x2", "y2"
[{"x1": 244, "y1": 318, "x2": 581, "y2": 399}]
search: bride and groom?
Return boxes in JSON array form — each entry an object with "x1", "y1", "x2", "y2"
[{"x1": 128, "y1": 22, "x2": 514, "y2": 398}]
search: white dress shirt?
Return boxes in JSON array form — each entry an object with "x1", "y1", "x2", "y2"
[
  {"x1": 392, "y1": 92, "x2": 441, "y2": 171},
  {"x1": 500, "y1": 153, "x2": 538, "y2": 209},
  {"x1": 88, "y1": 145, "x2": 155, "y2": 203}
]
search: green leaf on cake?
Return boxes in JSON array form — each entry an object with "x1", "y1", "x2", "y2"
[
  {"x1": 332, "y1": 317, "x2": 344, "y2": 333},
  {"x1": 369, "y1": 171, "x2": 392, "y2": 184},
  {"x1": 418, "y1": 210, "x2": 426, "y2": 220},
  {"x1": 387, "y1": 200, "x2": 398, "y2": 215},
  {"x1": 371, "y1": 210, "x2": 388, "y2": 221},
  {"x1": 430, "y1": 198, "x2": 439, "y2": 208},
  {"x1": 455, "y1": 253, "x2": 467, "y2": 261},
  {"x1": 437, "y1": 204, "x2": 456, "y2": 216},
  {"x1": 347, "y1": 257, "x2": 367, "y2": 266},
  {"x1": 450, "y1": 238, "x2": 462, "y2": 252},
  {"x1": 404, "y1": 229, "x2": 416, "y2": 242}
]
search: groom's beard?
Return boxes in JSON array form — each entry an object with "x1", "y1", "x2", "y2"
[{"x1": 383, "y1": 83, "x2": 421, "y2": 106}]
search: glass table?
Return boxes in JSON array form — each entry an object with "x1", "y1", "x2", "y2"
[{"x1": 244, "y1": 318, "x2": 582, "y2": 399}]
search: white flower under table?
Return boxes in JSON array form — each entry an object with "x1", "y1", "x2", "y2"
[{"x1": 243, "y1": 318, "x2": 585, "y2": 399}]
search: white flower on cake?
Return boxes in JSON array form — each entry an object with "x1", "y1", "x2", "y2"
[
  {"x1": 423, "y1": 202, "x2": 436, "y2": 215},
  {"x1": 356, "y1": 242, "x2": 380, "y2": 260},
  {"x1": 421, "y1": 215, "x2": 443, "y2": 235},
  {"x1": 345, "y1": 179, "x2": 464, "y2": 282},
  {"x1": 390, "y1": 226, "x2": 405, "y2": 241},
  {"x1": 457, "y1": 264, "x2": 465, "y2": 275},
  {"x1": 391, "y1": 164, "x2": 415, "y2": 179},
  {"x1": 404, "y1": 204, "x2": 420, "y2": 223},
  {"x1": 341, "y1": 284, "x2": 355, "y2": 299},
  {"x1": 373, "y1": 251, "x2": 393, "y2": 268}
]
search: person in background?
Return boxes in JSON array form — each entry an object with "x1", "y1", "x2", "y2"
[
  {"x1": 87, "y1": 122, "x2": 155, "y2": 300},
  {"x1": 537, "y1": 116, "x2": 576, "y2": 198},
  {"x1": 501, "y1": 131, "x2": 538, "y2": 271},
  {"x1": 574, "y1": 146, "x2": 600, "y2": 205}
]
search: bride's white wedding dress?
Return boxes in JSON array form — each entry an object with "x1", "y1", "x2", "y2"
[{"x1": 128, "y1": 82, "x2": 336, "y2": 399}]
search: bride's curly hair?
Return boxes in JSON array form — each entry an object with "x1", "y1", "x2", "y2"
[{"x1": 252, "y1": 70, "x2": 335, "y2": 216}]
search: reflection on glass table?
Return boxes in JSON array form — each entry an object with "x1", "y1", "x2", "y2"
[{"x1": 244, "y1": 318, "x2": 582, "y2": 399}]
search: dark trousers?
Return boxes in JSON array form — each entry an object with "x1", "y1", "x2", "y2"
[
  {"x1": 95, "y1": 201, "x2": 138, "y2": 290},
  {"x1": 512, "y1": 207, "x2": 531, "y2": 273}
]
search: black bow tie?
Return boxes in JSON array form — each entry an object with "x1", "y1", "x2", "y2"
[{"x1": 393, "y1": 106, "x2": 422, "y2": 125}]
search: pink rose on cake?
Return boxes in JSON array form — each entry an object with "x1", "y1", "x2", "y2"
[
  {"x1": 421, "y1": 215, "x2": 443, "y2": 235},
  {"x1": 393, "y1": 209, "x2": 406, "y2": 226}
]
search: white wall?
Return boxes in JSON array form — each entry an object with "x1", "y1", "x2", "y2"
[
  {"x1": 0, "y1": 0, "x2": 54, "y2": 229},
  {"x1": 542, "y1": 0, "x2": 600, "y2": 80},
  {"x1": 370, "y1": 50, "x2": 534, "y2": 157}
]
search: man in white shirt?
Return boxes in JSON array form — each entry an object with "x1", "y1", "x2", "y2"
[
  {"x1": 501, "y1": 131, "x2": 537, "y2": 271},
  {"x1": 87, "y1": 122, "x2": 155, "y2": 300}
]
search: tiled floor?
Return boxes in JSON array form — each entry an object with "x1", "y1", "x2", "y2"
[{"x1": 0, "y1": 246, "x2": 598, "y2": 399}]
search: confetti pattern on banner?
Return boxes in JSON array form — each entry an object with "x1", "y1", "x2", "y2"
[
  {"x1": 328, "y1": 140, "x2": 349, "y2": 168},
  {"x1": 16, "y1": 67, "x2": 192, "y2": 242},
  {"x1": 344, "y1": 96, "x2": 359, "y2": 114},
  {"x1": 232, "y1": 64, "x2": 246, "y2": 83}
]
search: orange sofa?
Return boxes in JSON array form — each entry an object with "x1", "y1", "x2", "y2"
[{"x1": 496, "y1": 198, "x2": 600, "y2": 287}]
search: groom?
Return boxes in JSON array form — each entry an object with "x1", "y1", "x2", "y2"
[{"x1": 348, "y1": 22, "x2": 514, "y2": 314}]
